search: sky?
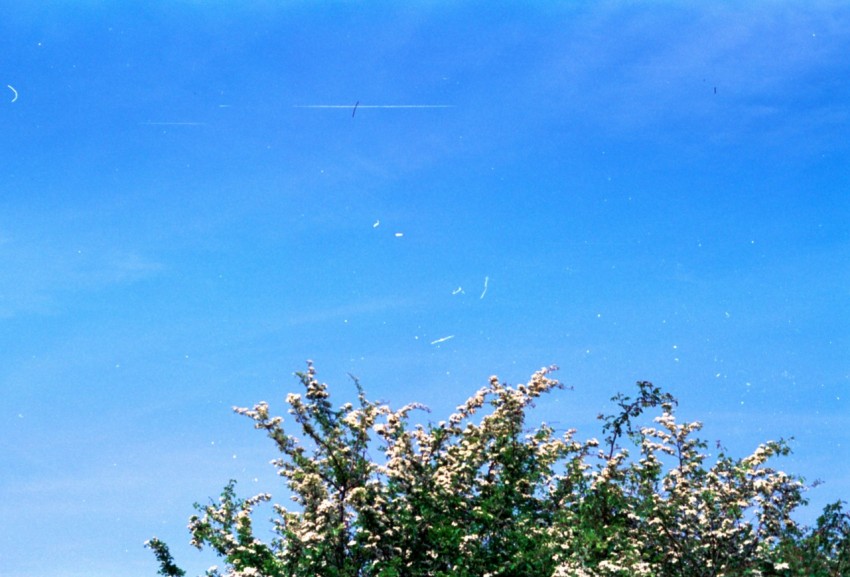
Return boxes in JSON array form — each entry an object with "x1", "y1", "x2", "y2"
[{"x1": 1, "y1": 2, "x2": 848, "y2": 576}]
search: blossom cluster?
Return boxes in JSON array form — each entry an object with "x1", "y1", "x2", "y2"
[{"x1": 149, "y1": 362, "x2": 849, "y2": 577}]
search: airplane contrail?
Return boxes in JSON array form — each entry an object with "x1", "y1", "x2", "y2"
[
  {"x1": 294, "y1": 104, "x2": 454, "y2": 109},
  {"x1": 140, "y1": 122, "x2": 207, "y2": 126}
]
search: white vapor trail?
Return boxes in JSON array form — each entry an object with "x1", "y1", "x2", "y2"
[{"x1": 294, "y1": 104, "x2": 454, "y2": 109}]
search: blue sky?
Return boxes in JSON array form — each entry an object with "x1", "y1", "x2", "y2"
[{"x1": 1, "y1": 2, "x2": 848, "y2": 576}]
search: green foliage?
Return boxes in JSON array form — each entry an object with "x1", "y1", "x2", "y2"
[
  {"x1": 145, "y1": 537, "x2": 186, "y2": 577},
  {"x1": 772, "y1": 499, "x2": 850, "y2": 577},
  {"x1": 149, "y1": 362, "x2": 848, "y2": 577}
]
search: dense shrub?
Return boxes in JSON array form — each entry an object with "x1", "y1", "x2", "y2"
[{"x1": 148, "y1": 362, "x2": 848, "y2": 577}]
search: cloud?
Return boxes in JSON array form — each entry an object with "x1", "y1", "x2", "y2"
[
  {"x1": 285, "y1": 295, "x2": 422, "y2": 327},
  {"x1": 0, "y1": 231, "x2": 164, "y2": 318},
  {"x1": 516, "y1": 2, "x2": 850, "y2": 154}
]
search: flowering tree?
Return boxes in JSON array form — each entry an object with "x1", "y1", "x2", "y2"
[{"x1": 148, "y1": 362, "x2": 848, "y2": 577}]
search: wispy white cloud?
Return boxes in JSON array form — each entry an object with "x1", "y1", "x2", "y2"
[
  {"x1": 518, "y1": 2, "x2": 850, "y2": 153},
  {"x1": 286, "y1": 295, "x2": 422, "y2": 327},
  {"x1": 0, "y1": 230, "x2": 164, "y2": 318}
]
